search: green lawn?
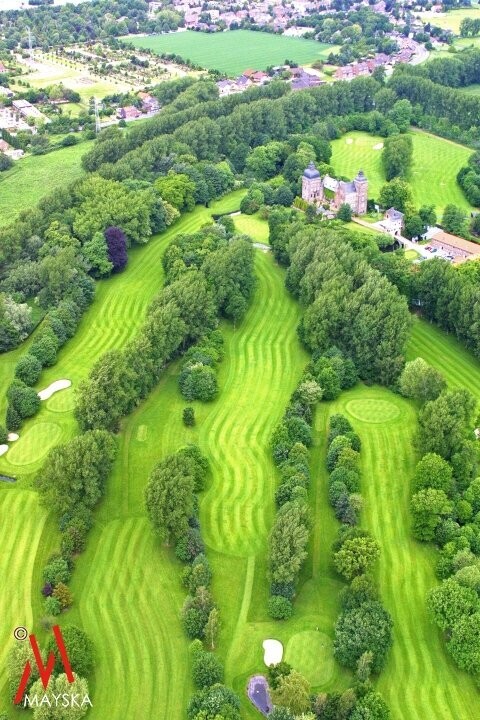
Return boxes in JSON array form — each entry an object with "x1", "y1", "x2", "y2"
[
  {"x1": 0, "y1": 142, "x2": 93, "y2": 228},
  {"x1": 233, "y1": 212, "x2": 270, "y2": 243},
  {"x1": 330, "y1": 130, "x2": 474, "y2": 214},
  {"x1": 125, "y1": 30, "x2": 336, "y2": 76}
]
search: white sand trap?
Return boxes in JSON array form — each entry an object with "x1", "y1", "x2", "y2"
[
  {"x1": 7, "y1": 433, "x2": 19, "y2": 442},
  {"x1": 373, "y1": 142, "x2": 384, "y2": 150},
  {"x1": 0, "y1": 444, "x2": 8, "y2": 457},
  {"x1": 38, "y1": 379, "x2": 72, "y2": 401},
  {"x1": 346, "y1": 138, "x2": 353, "y2": 144},
  {"x1": 263, "y1": 639, "x2": 283, "y2": 667}
]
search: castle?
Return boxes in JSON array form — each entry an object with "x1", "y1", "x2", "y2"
[{"x1": 301, "y1": 162, "x2": 368, "y2": 215}]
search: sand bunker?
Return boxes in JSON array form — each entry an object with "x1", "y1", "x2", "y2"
[
  {"x1": 346, "y1": 138, "x2": 353, "y2": 144},
  {"x1": 0, "y1": 444, "x2": 8, "y2": 457},
  {"x1": 7, "y1": 433, "x2": 19, "y2": 442},
  {"x1": 373, "y1": 142, "x2": 384, "y2": 150},
  {"x1": 262, "y1": 639, "x2": 283, "y2": 667},
  {"x1": 38, "y1": 379, "x2": 71, "y2": 401}
]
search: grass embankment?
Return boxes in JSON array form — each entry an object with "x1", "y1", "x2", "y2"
[
  {"x1": 0, "y1": 141, "x2": 93, "y2": 228},
  {"x1": 0, "y1": 192, "x2": 244, "y2": 718},
  {"x1": 126, "y1": 30, "x2": 336, "y2": 76},
  {"x1": 330, "y1": 130, "x2": 473, "y2": 214}
]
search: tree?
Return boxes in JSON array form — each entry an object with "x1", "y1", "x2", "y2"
[
  {"x1": 7, "y1": 380, "x2": 40, "y2": 419},
  {"x1": 105, "y1": 226, "x2": 128, "y2": 272},
  {"x1": 29, "y1": 674, "x2": 91, "y2": 719},
  {"x1": 448, "y1": 612, "x2": 480, "y2": 674},
  {"x1": 417, "y1": 389, "x2": 477, "y2": 460},
  {"x1": 30, "y1": 331, "x2": 58, "y2": 367},
  {"x1": 192, "y1": 650, "x2": 224, "y2": 688},
  {"x1": 350, "y1": 691, "x2": 390, "y2": 720},
  {"x1": 419, "y1": 204, "x2": 437, "y2": 227},
  {"x1": 382, "y1": 134, "x2": 413, "y2": 180},
  {"x1": 183, "y1": 406, "x2": 195, "y2": 426},
  {"x1": 268, "y1": 595, "x2": 293, "y2": 620},
  {"x1": 271, "y1": 670, "x2": 310, "y2": 716},
  {"x1": 399, "y1": 358, "x2": 446, "y2": 403},
  {"x1": 83, "y1": 231, "x2": 113, "y2": 278},
  {"x1": 182, "y1": 586, "x2": 215, "y2": 640},
  {"x1": 145, "y1": 452, "x2": 195, "y2": 544},
  {"x1": 442, "y1": 204, "x2": 468, "y2": 237},
  {"x1": 387, "y1": 99, "x2": 413, "y2": 132},
  {"x1": 44, "y1": 596, "x2": 61, "y2": 616},
  {"x1": 36, "y1": 430, "x2": 117, "y2": 517},
  {"x1": 269, "y1": 500, "x2": 310, "y2": 585},
  {"x1": 14, "y1": 354, "x2": 42, "y2": 386},
  {"x1": 334, "y1": 601, "x2": 393, "y2": 673},
  {"x1": 379, "y1": 178, "x2": 412, "y2": 213},
  {"x1": 411, "y1": 488, "x2": 453, "y2": 541},
  {"x1": 187, "y1": 683, "x2": 241, "y2": 720},
  {"x1": 334, "y1": 535, "x2": 380, "y2": 580},
  {"x1": 179, "y1": 364, "x2": 218, "y2": 402},
  {"x1": 413, "y1": 453, "x2": 453, "y2": 494},
  {"x1": 337, "y1": 203, "x2": 352, "y2": 222},
  {"x1": 45, "y1": 626, "x2": 94, "y2": 678},
  {"x1": 204, "y1": 607, "x2": 220, "y2": 650},
  {"x1": 155, "y1": 173, "x2": 196, "y2": 211},
  {"x1": 427, "y1": 578, "x2": 480, "y2": 631},
  {"x1": 0, "y1": 152, "x2": 13, "y2": 172}
]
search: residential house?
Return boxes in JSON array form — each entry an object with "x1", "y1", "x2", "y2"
[
  {"x1": 0, "y1": 138, "x2": 24, "y2": 160},
  {"x1": 137, "y1": 91, "x2": 160, "y2": 113},
  {"x1": 12, "y1": 99, "x2": 50, "y2": 123},
  {"x1": 0, "y1": 86, "x2": 14, "y2": 98},
  {"x1": 381, "y1": 207, "x2": 405, "y2": 236},
  {"x1": 116, "y1": 105, "x2": 142, "y2": 120}
]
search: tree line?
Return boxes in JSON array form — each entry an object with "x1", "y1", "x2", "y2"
[
  {"x1": 399, "y1": 357, "x2": 480, "y2": 678},
  {"x1": 144, "y1": 445, "x2": 242, "y2": 717}
]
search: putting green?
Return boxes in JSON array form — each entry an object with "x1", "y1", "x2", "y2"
[
  {"x1": 46, "y1": 388, "x2": 75, "y2": 413},
  {"x1": 345, "y1": 398, "x2": 400, "y2": 423},
  {"x1": 7, "y1": 422, "x2": 62, "y2": 466},
  {"x1": 285, "y1": 631, "x2": 335, "y2": 686}
]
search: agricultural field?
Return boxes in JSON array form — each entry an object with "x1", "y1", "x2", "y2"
[
  {"x1": 125, "y1": 30, "x2": 337, "y2": 76},
  {"x1": 0, "y1": 141, "x2": 93, "y2": 228},
  {"x1": 330, "y1": 130, "x2": 473, "y2": 213},
  {"x1": 419, "y1": 7, "x2": 480, "y2": 34}
]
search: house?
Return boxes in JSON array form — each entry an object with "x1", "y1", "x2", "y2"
[
  {"x1": 382, "y1": 207, "x2": 405, "y2": 236},
  {"x1": 0, "y1": 86, "x2": 14, "y2": 98},
  {"x1": 12, "y1": 99, "x2": 50, "y2": 122},
  {"x1": 301, "y1": 162, "x2": 368, "y2": 215},
  {"x1": 251, "y1": 71, "x2": 269, "y2": 84},
  {"x1": 428, "y1": 229, "x2": 480, "y2": 264},
  {"x1": 116, "y1": 105, "x2": 142, "y2": 120},
  {"x1": 137, "y1": 92, "x2": 159, "y2": 113},
  {"x1": 0, "y1": 138, "x2": 24, "y2": 160}
]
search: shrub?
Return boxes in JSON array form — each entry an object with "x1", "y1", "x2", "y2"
[
  {"x1": 7, "y1": 380, "x2": 40, "y2": 420},
  {"x1": 192, "y1": 650, "x2": 224, "y2": 688},
  {"x1": 52, "y1": 582, "x2": 73, "y2": 609},
  {"x1": 43, "y1": 556, "x2": 72, "y2": 586},
  {"x1": 0, "y1": 425, "x2": 7, "y2": 444},
  {"x1": 105, "y1": 226, "x2": 128, "y2": 272},
  {"x1": 46, "y1": 626, "x2": 94, "y2": 677},
  {"x1": 14, "y1": 354, "x2": 42, "y2": 386},
  {"x1": 6, "y1": 405, "x2": 21, "y2": 431},
  {"x1": 268, "y1": 595, "x2": 293, "y2": 620},
  {"x1": 183, "y1": 406, "x2": 195, "y2": 426},
  {"x1": 42, "y1": 582, "x2": 53, "y2": 597},
  {"x1": 44, "y1": 596, "x2": 61, "y2": 616},
  {"x1": 327, "y1": 435, "x2": 352, "y2": 472}
]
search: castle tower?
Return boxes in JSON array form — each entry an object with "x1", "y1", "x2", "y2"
[
  {"x1": 302, "y1": 162, "x2": 323, "y2": 204},
  {"x1": 354, "y1": 169, "x2": 368, "y2": 215}
]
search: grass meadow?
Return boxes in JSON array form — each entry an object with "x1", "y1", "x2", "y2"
[
  {"x1": 0, "y1": 141, "x2": 93, "y2": 228},
  {"x1": 419, "y1": 7, "x2": 480, "y2": 34},
  {"x1": 330, "y1": 130, "x2": 474, "y2": 213},
  {"x1": 1, "y1": 195, "x2": 480, "y2": 719},
  {"x1": 126, "y1": 30, "x2": 336, "y2": 76}
]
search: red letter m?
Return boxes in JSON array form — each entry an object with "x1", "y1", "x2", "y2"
[{"x1": 14, "y1": 625, "x2": 74, "y2": 704}]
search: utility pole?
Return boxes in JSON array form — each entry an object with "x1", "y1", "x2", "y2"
[
  {"x1": 27, "y1": 27, "x2": 33, "y2": 60},
  {"x1": 94, "y1": 97, "x2": 101, "y2": 135}
]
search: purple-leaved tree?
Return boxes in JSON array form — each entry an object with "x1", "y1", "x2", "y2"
[{"x1": 105, "y1": 226, "x2": 128, "y2": 273}]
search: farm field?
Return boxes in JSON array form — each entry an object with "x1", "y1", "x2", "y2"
[
  {"x1": 0, "y1": 141, "x2": 93, "y2": 228},
  {"x1": 2, "y1": 193, "x2": 480, "y2": 720},
  {"x1": 330, "y1": 130, "x2": 474, "y2": 213},
  {"x1": 125, "y1": 30, "x2": 337, "y2": 76}
]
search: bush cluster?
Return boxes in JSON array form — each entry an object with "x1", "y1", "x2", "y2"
[{"x1": 179, "y1": 331, "x2": 224, "y2": 403}]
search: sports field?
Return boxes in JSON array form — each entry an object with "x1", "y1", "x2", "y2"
[
  {"x1": 0, "y1": 141, "x2": 93, "y2": 228},
  {"x1": 2, "y1": 198, "x2": 480, "y2": 719},
  {"x1": 330, "y1": 130, "x2": 474, "y2": 213},
  {"x1": 125, "y1": 30, "x2": 336, "y2": 76}
]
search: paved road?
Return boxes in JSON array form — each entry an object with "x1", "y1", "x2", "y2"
[{"x1": 352, "y1": 217, "x2": 430, "y2": 259}]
